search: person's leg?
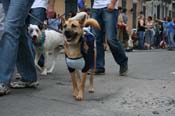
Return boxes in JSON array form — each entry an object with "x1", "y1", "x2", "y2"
[
  {"x1": 144, "y1": 30, "x2": 149, "y2": 48},
  {"x1": 16, "y1": 29, "x2": 37, "y2": 82},
  {"x1": 102, "y1": 9, "x2": 128, "y2": 67},
  {"x1": 0, "y1": 0, "x2": 34, "y2": 88},
  {"x1": 29, "y1": 8, "x2": 46, "y2": 25},
  {"x1": 29, "y1": 8, "x2": 47, "y2": 67},
  {"x1": 0, "y1": 2, "x2": 4, "y2": 39},
  {"x1": 91, "y1": 8, "x2": 105, "y2": 73},
  {"x1": 138, "y1": 31, "x2": 144, "y2": 49},
  {"x1": 168, "y1": 32, "x2": 175, "y2": 49}
]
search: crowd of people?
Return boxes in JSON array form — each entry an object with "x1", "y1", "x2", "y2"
[
  {"x1": 116, "y1": 7, "x2": 175, "y2": 51},
  {"x1": 131, "y1": 13, "x2": 175, "y2": 51}
]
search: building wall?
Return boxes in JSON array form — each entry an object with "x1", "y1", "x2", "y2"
[
  {"x1": 55, "y1": 0, "x2": 64, "y2": 15},
  {"x1": 125, "y1": 0, "x2": 143, "y2": 33}
]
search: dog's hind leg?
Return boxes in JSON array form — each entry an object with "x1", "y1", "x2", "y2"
[
  {"x1": 76, "y1": 72, "x2": 87, "y2": 101},
  {"x1": 70, "y1": 71, "x2": 79, "y2": 97},
  {"x1": 47, "y1": 60, "x2": 55, "y2": 74},
  {"x1": 41, "y1": 52, "x2": 48, "y2": 75},
  {"x1": 47, "y1": 51, "x2": 57, "y2": 74},
  {"x1": 89, "y1": 50, "x2": 96, "y2": 93},
  {"x1": 88, "y1": 69, "x2": 95, "y2": 93}
]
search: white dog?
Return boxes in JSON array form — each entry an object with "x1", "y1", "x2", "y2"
[{"x1": 28, "y1": 24, "x2": 64, "y2": 75}]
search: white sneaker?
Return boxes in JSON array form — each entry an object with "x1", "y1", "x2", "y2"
[{"x1": 10, "y1": 81, "x2": 39, "y2": 88}]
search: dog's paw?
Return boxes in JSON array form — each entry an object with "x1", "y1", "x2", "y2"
[
  {"x1": 47, "y1": 70, "x2": 52, "y2": 74},
  {"x1": 75, "y1": 91, "x2": 84, "y2": 101},
  {"x1": 73, "y1": 89, "x2": 79, "y2": 97},
  {"x1": 88, "y1": 87, "x2": 95, "y2": 93},
  {"x1": 41, "y1": 71, "x2": 47, "y2": 76}
]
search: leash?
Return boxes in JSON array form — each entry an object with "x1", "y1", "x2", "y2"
[{"x1": 28, "y1": 13, "x2": 63, "y2": 33}]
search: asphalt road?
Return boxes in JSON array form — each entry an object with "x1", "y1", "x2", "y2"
[{"x1": 1, "y1": 49, "x2": 175, "y2": 116}]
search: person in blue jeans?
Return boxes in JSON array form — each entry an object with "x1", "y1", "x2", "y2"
[
  {"x1": 166, "y1": 17, "x2": 175, "y2": 50},
  {"x1": 91, "y1": 0, "x2": 128, "y2": 75},
  {"x1": 137, "y1": 15, "x2": 145, "y2": 49},
  {"x1": 0, "y1": 0, "x2": 38, "y2": 96}
]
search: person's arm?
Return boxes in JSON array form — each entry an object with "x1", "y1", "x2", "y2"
[
  {"x1": 47, "y1": 0, "x2": 55, "y2": 18},
  {"x1": 107, "y1": 0, "x2": 117, "y2": 12},
  {"x1": 48, "y1": 0, "x2": 55, "y2": 8},
  {"x1": 140, "y1": 19, "x2": 146, "y2": 29}
]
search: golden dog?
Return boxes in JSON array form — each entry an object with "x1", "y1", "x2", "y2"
[{"x1": 63, "y1": 13, "x2": 100, "y2": 101}]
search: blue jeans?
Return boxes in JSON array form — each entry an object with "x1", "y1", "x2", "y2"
[
  {"x1": 138, "y1": 31, "x2": 145, "y2": 49},
  {"x1": 0, "y1": 0, "x2": 37, "y2": 85},
  {"x1": 145, "y1": 29, "x2": 154, "y2": 46},
  {"x1": 91, "y1": 8, "x2": 128, "y2": 69},
  {"x1": 167, "y1": 32, "x2": 175, "y2": 48},
  {"x1": 0, "y1": 3, "x2": 4, "y2": 39},
  {"x1": 28, "y1": 8, "x2": 46, "y2": 25}
]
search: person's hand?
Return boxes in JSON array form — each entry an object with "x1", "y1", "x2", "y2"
[
  {"x1": 47, "y1": 6, "x2": 55, "y2": 18},
  {"x1": 107, "y1": 3, "x2": 115, "y2": 12}
]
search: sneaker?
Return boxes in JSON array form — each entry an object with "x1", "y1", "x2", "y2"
[
  {"x1": 15, "y1": 72, "x2": 22, "y2": 80},
  {"x1": 119, "y1": 64, "x2": 128, "y2": 76},
  {"x1": 125, "y1": 48, "x2": 133, "y2": 52},
  {"x1": 0, "y1": 83, "x2": 10, "y2": 96},
  {"x1": 10, "y1": 81, "x2": 39, "y2": 88},
  {"x1": 95, "y1": 68, "x2": 105, "y2": 75}
]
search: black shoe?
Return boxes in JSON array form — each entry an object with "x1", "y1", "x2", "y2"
[
  {"x1": 95, "y1": 68, "x2": 105, "y2": 75},
  {"x1": 119, "y1": 65, "x2": 128, "y2": 76}
]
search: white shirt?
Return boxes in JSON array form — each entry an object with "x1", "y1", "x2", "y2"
[
  {"x1": 93, "y1": 0, "x2": 119, "y2": 9},
  {"x1": 31, "y1": 0, "x2": 49, "y2": 9}
]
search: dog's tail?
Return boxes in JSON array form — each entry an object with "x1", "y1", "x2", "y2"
[{"x1": 83, "y1": 18, "x2": 101, "y2": 30}]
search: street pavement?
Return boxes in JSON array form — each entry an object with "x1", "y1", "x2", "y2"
[{"x1": 1, "y1": 49, "x2": 175, "y2": 116}]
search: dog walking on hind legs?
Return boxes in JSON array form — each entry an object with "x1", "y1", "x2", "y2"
[{"x1": 63, "y1": 12, "x2": 100, "y2": 101}]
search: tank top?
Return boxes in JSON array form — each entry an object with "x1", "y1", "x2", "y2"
[{"x1": 137, "y1": 20, "x2": 145, "y2": 32}]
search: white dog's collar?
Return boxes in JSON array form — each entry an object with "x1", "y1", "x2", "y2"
[
  {"x1": 34, "y1": 32, "x2": 46, "y2": 52},
  {"x1": 34, "y1": 32, "x2": 46, "y2": 47}
]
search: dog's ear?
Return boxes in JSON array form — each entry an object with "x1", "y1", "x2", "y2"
[
  {"x1": 38, "y1": 24, "x2": 44, "y2": 30},
  {"x1": 78, "y1": 15, "x2": 88, "y2": 27},
  {"x1": 28, "y1": 24, "x2": 32, "y2": 32}
]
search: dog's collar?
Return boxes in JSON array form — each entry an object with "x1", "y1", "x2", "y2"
[
  {"x1": 66, "y1": 56, "x2": 83, "y2": 60},
  {"x1": 34, "y1": 32, "x2": 46, "y2": 47}
]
